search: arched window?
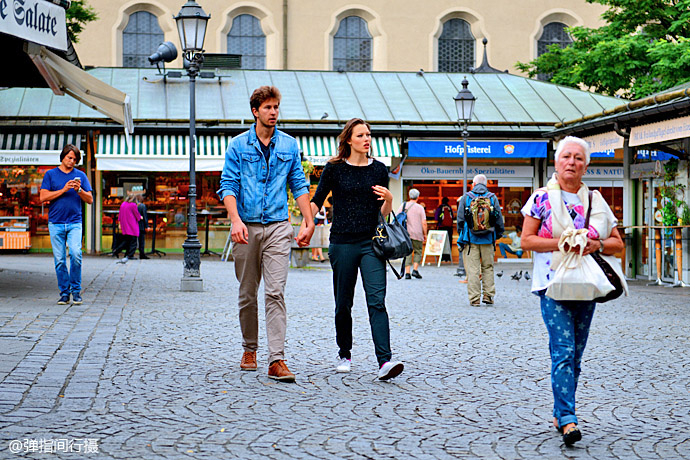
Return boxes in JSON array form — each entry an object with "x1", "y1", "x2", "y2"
[
  {"x1": 537, "y1": 22, "x2": 572, "y2": 56},
  {"x1": 122, "y1": 11, "x2": 164, "y2": 68},
  {"x1": 537, "y1": 22, "x2": 572, "y2": 80},
  {"x1": 227, "y1": 14, "x2": 266, "y2": 70},
  {"x1": 438, "y1": 18, "x2": 475, "y2": 73},
  {"x1": 333, "y1": 16, "x2": 372, "y2": 72}
]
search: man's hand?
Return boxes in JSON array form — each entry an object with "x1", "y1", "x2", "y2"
[
  {"x1": 231, "y1": 219, "x2": 249, "y2": 244},
  {"x1": 295, "y1": 219, "x2": 314, "y2": 247}
]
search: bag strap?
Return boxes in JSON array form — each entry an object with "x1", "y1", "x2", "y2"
[
  {"x1": 584, "y1": 191, "x2": 593, "y2": 229},
  {"x1": 387, "y1": 257, "x2": 406, "y2": 280},
  {"x1": 378, "y1": 209, "x2": 406, "y2": 280}
]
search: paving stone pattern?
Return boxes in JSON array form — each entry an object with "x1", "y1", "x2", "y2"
[{"x1": 0, "y1": 254, "x2": 688, "y2": 459}]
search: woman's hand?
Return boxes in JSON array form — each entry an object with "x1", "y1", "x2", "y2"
[
  {"x1": 568, "y1": 238, "x2": 600, "y2": 256},
  {"x1": 373, "y1": 185, "x2": 393, "y2": 216},
  {"x1": 372, "y1": 185, "x2": 392, "y2": 202}
]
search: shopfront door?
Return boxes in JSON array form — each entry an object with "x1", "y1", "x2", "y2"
[{"x1": 637, "y1": 178, "x2": 676, "y2": 281}]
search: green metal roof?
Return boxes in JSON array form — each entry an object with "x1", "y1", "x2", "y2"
[{"x1": 0, "y1": 68, "x2": 621, "y2": 131}]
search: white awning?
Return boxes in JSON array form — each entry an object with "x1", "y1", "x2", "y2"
[
  {"x1": 96, "y1": 134, "x2": 230, "y2": 171},
  {"x1": 27, "y1": 44, "x2": 133, "y2": 134}
]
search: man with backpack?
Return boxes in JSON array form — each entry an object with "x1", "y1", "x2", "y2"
[
  {"x1": 434, "y1": 197, "x2": 454, "y2": 262},
  {"x1": 397, "y1": 188, "x2": 427, "y2": 279},
  {"x1": 457, "y1": 174, "x2": 504, "y2": 306}
]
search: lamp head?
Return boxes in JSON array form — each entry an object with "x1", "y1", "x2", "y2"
[
  {"x1": 174, "y1": 0, "x2": 210, "y2": 54},
  {"x1": 148, "y1": 41, "x2": 178, "y2": 64},
  {"x1": 454, "y1": 77, "x2": 476, "y2": 123}
]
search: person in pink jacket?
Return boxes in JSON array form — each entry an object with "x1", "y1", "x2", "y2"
[{"x1": 114, "y1": 193, "x2": 142, "y2": 264}]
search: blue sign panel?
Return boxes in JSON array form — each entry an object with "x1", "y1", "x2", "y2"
[
  {"x1": 590, "y1": 150, "x2": 617, "y2": 158},
  {"x1": 407, "y1": 140, "x2": 547, "y2": 159},
  {"x1": 636, "y1": 150, "x2": 678, "y2": 161}
]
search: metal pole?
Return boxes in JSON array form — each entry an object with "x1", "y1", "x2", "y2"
[
  {"x1": 462, "y1": 120, "x2": 469, "y2": 196},
  {"x1": 181, "y1": 53, "x2": 203, "y2": 291}
]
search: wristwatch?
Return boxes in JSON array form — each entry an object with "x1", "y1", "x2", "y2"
[
  {"x1": 78, "y1": 187, "x2": 83, "y2": 193},
  {"x1": 598, "y1": 240, "x2": 605, "y2": 253}
]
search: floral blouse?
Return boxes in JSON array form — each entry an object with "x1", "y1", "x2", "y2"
[{"x1": 521, "y1": 189, "x2": 615, "y2": 293}]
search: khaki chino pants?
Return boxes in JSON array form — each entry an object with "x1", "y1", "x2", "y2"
[
  {"x1": 463, "y1": 243, "x2": 496, "y2": 305},
  {"x1": 232, "y1": 221, "x2": 293, "y2": 363}
]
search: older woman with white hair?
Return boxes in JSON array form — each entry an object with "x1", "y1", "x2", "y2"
[{"x1": 520, "y1": 136, "x2": 624, "y2": 446}]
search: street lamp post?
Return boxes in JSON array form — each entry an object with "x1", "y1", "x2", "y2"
[
  {"x1": 175, "y1": 0, "x2": 210, "y2": 292},
  {"x1": 454, "y1": 77, "x2": 476, "y2": 197},
  {"x1": 453, "y1": 77, "x2": 476, "y2": 278}
]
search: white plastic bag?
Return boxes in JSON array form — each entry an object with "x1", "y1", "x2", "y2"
[{"x1": 545, "y1": 228, "x2": 615, "y2": 301}]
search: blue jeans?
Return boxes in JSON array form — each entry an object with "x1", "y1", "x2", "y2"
[
  {"x1": 539, "y1": 293, "x2": 596, "y2": 428},
  {"x1": 48, "y1": 222, "x2": 83, "y2": 296},
  {"x1": 499, "y1": 242, "x2": 523, "y2": 258},
  {"x1": 329, "y1": 240, "x2": 391, "y2": 366}
]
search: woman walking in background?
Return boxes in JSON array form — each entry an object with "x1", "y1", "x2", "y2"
[
  {"x1": 307, "y1": 118, "x2": 404, "y2": 380},
  {"x1": 521, "y1": 136, "x2": 623, "y2": 446},
  {"x1": 114, "y1": 193, "x2": 142, "y2": 264}
]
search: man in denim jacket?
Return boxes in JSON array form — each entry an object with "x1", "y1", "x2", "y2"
[{"x1": 218, "y1": 86, "x2": 314, "y2": 382}]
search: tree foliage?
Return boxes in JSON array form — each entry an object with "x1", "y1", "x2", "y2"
[
  {"x1": 516, "y1": 0, "x2": 690, "y2": 99},
  {"x1": 66, "y1": 0, "x2": 98, "y2": 43}
]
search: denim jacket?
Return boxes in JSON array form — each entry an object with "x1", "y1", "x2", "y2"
[{"x1": 217, "y1": 125, "x2": 309, "y2": 224}]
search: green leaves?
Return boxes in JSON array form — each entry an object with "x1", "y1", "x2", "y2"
[
  {"x1": 517, "y1": 0, "x2": 690, "y2": 99},
  {"x1": 66, "y1": 0, "x2": 98, "y2": 43}
]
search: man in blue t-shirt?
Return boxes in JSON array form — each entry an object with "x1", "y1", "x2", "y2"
[{"x1": 40, "y1": 144, "x2": 93, "y2": 305}]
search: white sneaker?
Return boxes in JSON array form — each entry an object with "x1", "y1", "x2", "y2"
[
  {"x1": 117, "y1": 257, "x2": 129, "y2": 264},
  {"x1": 336, "y1": 357, "x2": 351, "y2": 373},
  {"x1": 378, "y1": 361, "x2": 404, "y2": 381}
]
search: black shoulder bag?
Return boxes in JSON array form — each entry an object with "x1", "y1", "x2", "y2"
[
  {"x1": 585, "y1": 191, "x2": 624, "y2": 303},
  {"x1": 372, "y1": 210, "x2": 414, "y2": 279}
]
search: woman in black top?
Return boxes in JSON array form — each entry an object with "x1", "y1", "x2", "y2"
[{"x1": 308, "y1": 118, "x2": 404, "y2": 380}]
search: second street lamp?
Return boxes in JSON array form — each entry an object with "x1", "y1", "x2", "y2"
[
  {"x1": 454, "y1": 77, "x2": 476, "y2": 197},
  {"x1": 175, "y1": 0, "x2": 210, "y2": 292}
]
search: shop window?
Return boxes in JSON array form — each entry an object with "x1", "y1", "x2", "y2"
[
  {"x1": 333, "y1": 16, "x2": 372, "y2": 72},
  {"x1": 0, "y1": 165, "x2": 59, "y2": 238},
  {"x1": 123, "y1": 11, "x2": 164, "y2": 68},
  {"x1": 100, "y1": 171, "x2": 224, "y2": 250},
  {"x1": 227, "y1": 14, "x2": 266, "y2": 70},
  {"x1": 537, "y1": 22, "x2": 572, "y2": 81},
  {"x1": 438, "y1": 18, "x2": 475, "y2": 73}
]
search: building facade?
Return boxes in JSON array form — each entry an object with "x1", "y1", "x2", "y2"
[{"x1": 75, "y1": 0, "x2": 606, "y2": 73}]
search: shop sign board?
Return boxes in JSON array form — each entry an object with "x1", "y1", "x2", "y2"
[
  {"x1": 0, "y1": 0, "x2": 68, "y2": 51},
  {"x1": 402, "y1": 165, "x2": 533, "y2": 180},
  {"x1": 0, "y1": 150, "x2": 61, "y2": 165},
  {"x1": 547, "y1": 166, "x2": 623, "y2": 179},
  {"x1": 407, "y1": 140, "x2": 547, "y2": 158},
  {"x1": 630, "y1": 161, "x2": 663, "y2": 179},
  {"x1": 582, "y1": 131, "x2": 624, "y2": 157},
  {"x1": 629, "y1": 114, "x2": 690, "y2": 147}
]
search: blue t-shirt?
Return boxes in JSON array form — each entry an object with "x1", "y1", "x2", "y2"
[{"x1": 41, "y1": 167, "x2": 92, "y2": 224}]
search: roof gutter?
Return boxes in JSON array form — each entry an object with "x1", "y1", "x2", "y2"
[
  {"x1": 548, "y1": 96, "x2": 690, "y2": 138},
  {"x1": 554, "y1": 87, "x2": 690, "y2": 129}
]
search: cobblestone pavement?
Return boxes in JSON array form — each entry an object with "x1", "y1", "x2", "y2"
[{"x1": 0, "y1": 254, "x2": 688, "y2": 459}]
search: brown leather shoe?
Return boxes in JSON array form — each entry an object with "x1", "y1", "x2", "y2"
[
  {"x1": 240, "y1": 351, "x2": 257, "y2": 371},
  {"x1": 268, "y1": 360, "x2": 295, "y2": 382}
]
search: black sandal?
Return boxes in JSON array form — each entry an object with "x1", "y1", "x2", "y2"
[{"x1": 562, "y1": 426, "x2": 582, "y2": 446}]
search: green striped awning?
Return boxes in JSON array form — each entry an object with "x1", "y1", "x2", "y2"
[
  {"x1": 296, "y1": 136, "x2": 400, "y2": 159},
  {"x1": 97, "y1": 134, "x2": 230, "y2": 157},
  {"x1": 96, "y1": 134, "x2": 230, "y2": 171},
  {"x1": 0, "y1": 133, "x2": 83, "y2": 165},
  {"x1": 0, "y1": 133, "x2": 82, "y2": 150}
]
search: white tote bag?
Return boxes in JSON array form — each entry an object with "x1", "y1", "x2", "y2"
[{"x1": 545, "y1": 228, "x2": 615, "y2": 301}]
